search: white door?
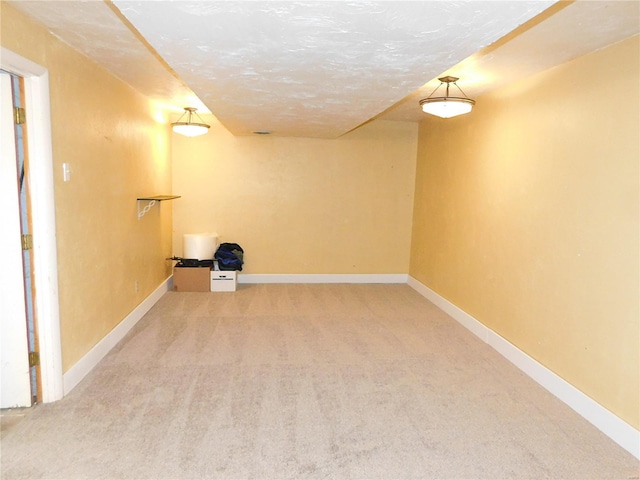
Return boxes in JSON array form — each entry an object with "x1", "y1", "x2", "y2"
[{"x1": 0, "y1": 72, "x2": 32, "y2": 408}]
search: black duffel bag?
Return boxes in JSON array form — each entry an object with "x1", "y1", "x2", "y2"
[{"x1": 214, "y1": 243, "x2": 244, "y2": 271}]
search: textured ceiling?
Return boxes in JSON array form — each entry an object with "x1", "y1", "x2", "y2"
[
  {"x1": 380, "y1": 0, "x2": 640, "y2": 123},
  {"x1": 110, "y1": 0, "x2": 553, "y2": 137},
  {"x1": 7, "y1": 1, "x2": 640, "y2": 138}
]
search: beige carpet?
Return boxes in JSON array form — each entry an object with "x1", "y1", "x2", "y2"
[{"x1": 1, "y1": 284, "x2": 637, "y2": 479}]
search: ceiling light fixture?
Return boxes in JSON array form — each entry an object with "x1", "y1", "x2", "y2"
[
  {"x1": 171, "y1": 107, "x2": 210, "y2": 136},
  {"x1": 419, "y1": 76, "x2": 475, "y2": 118}
]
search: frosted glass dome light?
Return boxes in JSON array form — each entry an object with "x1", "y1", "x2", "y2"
[
  {"x1": 171, "y1": 107, "x2": 210, "y2": 136},
  {"x1": 419, "y1": 76, "x2": 475, "y2": 119}
]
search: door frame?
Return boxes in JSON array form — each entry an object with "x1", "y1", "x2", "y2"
[{"x1": 1, "y1": 47, "x2": 63, "y2": 403}]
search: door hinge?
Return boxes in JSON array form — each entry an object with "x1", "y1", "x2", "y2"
[
  {"x1": 29, "y1": 351, "x2": 40, "y2": 367},
  {"x1": 14, "y1": 106, "x2": 26, "y2": 125},
  {"x1": 21, "y1": 234, "x2": 33, "y2": 251}
]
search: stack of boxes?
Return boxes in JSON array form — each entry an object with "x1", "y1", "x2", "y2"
[
  {"x1": 172, "y1": 233, "x2": 239, "y2": 292},
  {"x1": 173, "y1": 264, "x2": 238, "y2": 292}
]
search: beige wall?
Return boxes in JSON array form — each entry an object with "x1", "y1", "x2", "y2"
[
  {"x1": 172, "y1": 119, "x2": 417, "y2": 274},
  {"x1": 3, "y1": 2, "x2": 637, "y2": 431},
  {"x1": 1, "y1": 4, "x2": 174, "y2": 371},
  {"x1": 410, "y1": 36, "x2": 639, "y2": 428}
]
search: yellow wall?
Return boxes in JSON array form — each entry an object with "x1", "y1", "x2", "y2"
[
  {"x1": 172, "y1": 119, "x2": 417, "y2": 274},
  {"x1": 1, "y1": 4, "x2": 174, "y2": 371},
  {"x1": 3, "y1": 2, "x2": 637, "y2": 431},
  {"x1": 410, "y1": 36, "x2": 639, "y2": 428}
]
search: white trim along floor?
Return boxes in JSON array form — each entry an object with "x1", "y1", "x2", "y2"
[{"x1": 61, "y1": 273, "x2": 639, "y2": 460}]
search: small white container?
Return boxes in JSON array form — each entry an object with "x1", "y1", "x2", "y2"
[
  {"x1": 210, "y1": 270, "x2": 237, "y2": 292},
  {"x1": 183, "y1": 232, "x2": 219, "y2": 260}
]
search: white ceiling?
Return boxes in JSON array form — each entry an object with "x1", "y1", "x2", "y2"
[{"x1": 8, "y1": 0, "x2": 640, "y2": 138}]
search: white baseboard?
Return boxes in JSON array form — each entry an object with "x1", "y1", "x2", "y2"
[
  {"x1": 238, "y1": 273, "x2": 408, "y2": 284},
  {"x1": 407, "y1": 276, "x2": 640, "y2": 460},
  {"x1": 63, "y1": 277, "x2": 172, "y2": 395},
  {"x1": 407, "y1": 276, "x2": 489, "y2": 342}
]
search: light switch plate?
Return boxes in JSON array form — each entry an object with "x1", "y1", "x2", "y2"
[{"x1": 62, "y1": 163, "x2": 70, "y2": 182}]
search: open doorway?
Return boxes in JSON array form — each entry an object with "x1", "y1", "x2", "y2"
[
  {"x1": 0, "y1": 70, "x2": 34, "y2": 407},
  {"x1": 1, "y1": 47, "x2": 63, "y2": 404}
]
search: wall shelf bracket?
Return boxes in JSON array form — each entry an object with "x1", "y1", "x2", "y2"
[{"x1": 137, "y1": 195, "x2": 180, "y2": 219}]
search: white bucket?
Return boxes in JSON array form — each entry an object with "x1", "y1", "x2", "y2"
[{"x1": 183, "y1": 232, "x2": 219, "y2": 260}]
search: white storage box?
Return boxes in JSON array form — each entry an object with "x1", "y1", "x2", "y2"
[{"x1": 210, "y1": 270, "x2": 237, "y2": 292}]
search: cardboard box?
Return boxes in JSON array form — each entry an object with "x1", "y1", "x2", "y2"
[
  {"x1": 210, "y1": 270, "x2": 237, "y2": 292},
  {"x1": 173, "y1": 266, "x2": 211, "y2": 292}
]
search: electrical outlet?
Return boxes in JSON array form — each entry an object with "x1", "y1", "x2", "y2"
[{"x1": 135, "y1": 280, "x2": 139, "y2": 292}]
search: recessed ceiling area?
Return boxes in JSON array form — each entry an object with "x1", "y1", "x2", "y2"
[
  {"x1": 110, "y1": 0, "x2": 554, "y2": 138},
  {"x1": 7, "y1": 0, "x2": 640, "y2": 138}
]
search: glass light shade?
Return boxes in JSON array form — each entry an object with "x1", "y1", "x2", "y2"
[
  {"x1": 420, "y1": 97, "x2": 474, "y2": 118},
  {"x1": 171, "y1": 107, "x2": 210, "y2": 136},
  {"x1": 172, "y1": 123, "x2": 210, "y2": 137}
]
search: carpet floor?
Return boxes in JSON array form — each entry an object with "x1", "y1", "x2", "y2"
[{"x1": 1, "y1": 284, "x2": 638, "y2": 479}]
